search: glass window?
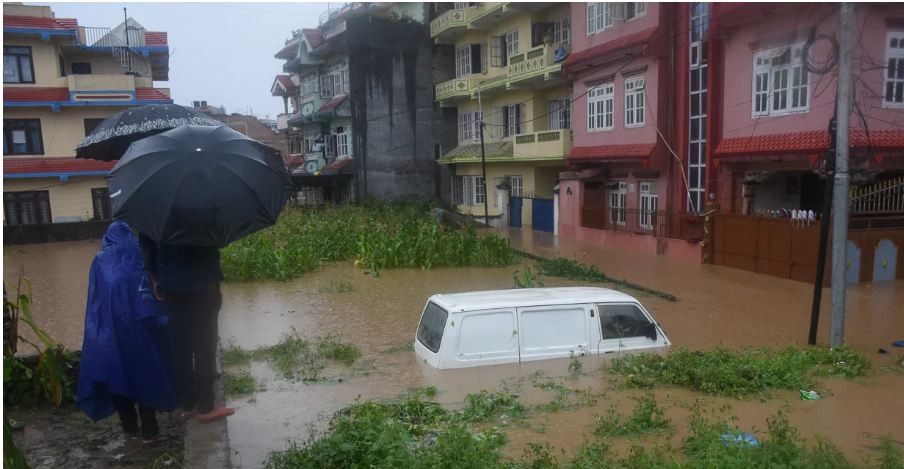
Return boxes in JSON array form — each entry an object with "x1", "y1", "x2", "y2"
[
  {"x1": 3, "y1": 46, "x2": 34, "y2": 83},
  {"x1": 505, "y1": 30, "x2": 519, "y2": 58},
  {"x1": 3, "y1": 119, "x2": 44, "y2": 155},
  {"x1": 751, "y1": 44, "x2": 808, "y2": 116},
  {"x1": 490, "y1": 36, "x2": 504, "y2": 67},
  {"x1": 609, "y1": 181, "x2": 627, "y2": 225},
  {"x1": 627, "y1": 3, "x2": 646, "y2": 20},
  {"x1": 885, "y1": 31, "x2": 904, "y2": 106},
  {"x1": 3, "y1": 191, "x2": 52, "y2": 225},
  {"x1": 510, "y1": 175, "x2": 523, "y2": 197},
  {"x1": 587, "y1": 83, "x2": 614, "y2": 131},
  {"x1": 624, "y1": 77, "x2": 645, "y2": 128},
  {"x1": 417, "y1": 302, "x2": 448, "y2": 353},
  {"x1": 553, "y1": 16, "x2": 571, "y2": 45},
  {"x1": 503, "y1": 104, "x2": 521, "y2": 137},
  {"x1": 456, "y1": 45, "x2": 471, "y2": 78},
  {"x1": 91, "y1": 187, "x2": 112, "y2": 221},
  {"x1": 548, "y1": 98, "x2": 571, "y2": 130},
  {"x1": 639, "y1": 182, "x2": 658, "y2": 230},
  {"x1": 598, "y1": 304, "x2": 653, "y2": 339},
  {"x1": 71, "y1": 62, "x2": 92, "y2": 75}
]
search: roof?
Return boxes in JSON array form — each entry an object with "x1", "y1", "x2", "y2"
[
  {"x1": 321, "y1": 158, "x2": 354, "y2": 175},
  {"x1": 439, "y1": 142, "x2": 513, "y2": 164},
  {"x1": 714, "y1": 129, "x2": 904, "y2": 161},
  {"x1": 3, "y1": 87, "x2": 70, "y2": 102},
  {"x1": 569, "y1": 143, "x2": 656, "y2": 163},
  {"x1": 3, "y1": 15, "x2": 78, "y2": 32},
  {"x1": 272, "y1": 75, "x2": 298, "y2": 95},
  {"x1": 144, "y1": 31, "x2": 168, "y2": 45},
  {"x1": 275, "y1": 39, "x2": 299, "y2": 59},
  {"x1": 429, "y1": 287, "x2": 639, "y2": 314},
  {"x1": 134, "y1": 88, "x2": 171, "y2": 101},
  {"x1": 4, "y1": 157, "x2": 116, "y2": 177},
  {"x1": 302, "y1": 28, "x2": 324, "y2": 49},
  {"x1": 563, "y1": 27, "x2": 658, "y2": 72},
  {"x1": 317, "y1": 95, "x2": 348, "y2": 113}
]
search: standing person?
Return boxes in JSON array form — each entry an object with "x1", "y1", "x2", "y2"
[
  {"x1": 139, "y1": 234, "x2": 234, "y2": 423},
  {"x1": 77, "y1": 221, "x2": 178, "y2": 443}
]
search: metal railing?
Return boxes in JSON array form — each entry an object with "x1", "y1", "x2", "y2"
[
  {"x1": 850, "y1": 176, "x2": 904, "y2": 215},
  {"x1": 82, "y1": 26, "x2": 145, "y2": 47},
  {"x1": 580, "y1": 207, "x2": 671, "y2": 238}
]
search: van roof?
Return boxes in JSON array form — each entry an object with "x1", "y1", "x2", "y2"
[{"x1": 429, "y1": 287, "x2": 640, "y2": 313}]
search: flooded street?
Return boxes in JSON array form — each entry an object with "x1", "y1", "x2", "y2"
[{"x1": 5, "y1": 237, "x2": 904, "y2": 467}]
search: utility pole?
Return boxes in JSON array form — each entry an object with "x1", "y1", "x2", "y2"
[
  {"x1": 477, "y1": 85, "x2": 489, "y2": 227},
  {"x1": 829, "y1": 2, "x2": 854, "y2": 348},
  {"x1": 808, "y1": 116, "x2": 836, "y2": 345}
]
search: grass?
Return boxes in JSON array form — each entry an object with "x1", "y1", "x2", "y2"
[
  {"x1": 221, "y1": 201, "x2": 515, "y2": 280},
  {"x1": 223, "y1": 371, "x2": 256, "y2": 397},
  {"x1": 222, "y1": 334, "x2": 361, "y2": 382},
  {"x1": 532, "y1": 380, "x2": 600, "y2": 413},
  {"x1": 610, "y1": 346, "x2": 870, "y2": 398},
  {"x1": 595, "y1": 393, "x2": 670, "y2": 437},
  {"x1": 462, "y1": 389, "x2": 526, "y2": 422},
  {"x1": 530, "y1": 257, "x2": 677, "y2": 301}
]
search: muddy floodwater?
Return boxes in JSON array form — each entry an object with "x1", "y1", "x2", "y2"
[{"x1": 5, "y1": 236, "x2": 904, "y2": 468}]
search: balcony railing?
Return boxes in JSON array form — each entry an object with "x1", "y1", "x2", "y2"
[
  {"x1": 513, "y1": 129, "x2": 571, "y2": 159},
  {"x1": 435, "y1": 77, "x2": 472, "y2": 102},
  {"x1": 581, "y1": 207, "x2": 671, "y2": 238},
  {"x1": 507, "y1": 44, "x2": 562, "y2": 82},
  {"x1": 80, "y1": 26, "x2": 145, "y2": 47},
  {"x1": 430, "y1": 8, "x2": 468, "y2": 39}
]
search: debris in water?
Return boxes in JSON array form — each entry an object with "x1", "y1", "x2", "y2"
[
  {"x1": 799, "y1": 390, "x2": 821, "y2": 400},
  {"x1": 720, "y1": 432, "x2": 759, "y2": 447}
]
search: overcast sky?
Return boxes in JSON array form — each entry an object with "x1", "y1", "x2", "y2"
[{"x1": 45, "y1": 2, "x2": 329, "y2": 119}]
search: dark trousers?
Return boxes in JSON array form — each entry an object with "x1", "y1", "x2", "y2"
[
  {"x1": 166, "y1": 286, "x2": 222, "y2": 414},
  {"x1": 113, "y1": 395, "x2": 158, "y2": 438}
]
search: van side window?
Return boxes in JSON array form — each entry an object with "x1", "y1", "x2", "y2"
[
  {"x1": 417, "y1": 302, "x2": 448, "y2": 353},
  {"x1": 457, "y1": 311, "x2": 517, "y2": 356},
  {"x1": 598, "y1": 304, "x2": 652, "y2": 339}
]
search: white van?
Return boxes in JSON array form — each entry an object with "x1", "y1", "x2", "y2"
[{"x1": 414, "y1": 287, "x2": 670, "y2": 369}]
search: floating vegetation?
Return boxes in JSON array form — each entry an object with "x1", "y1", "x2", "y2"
[
  {"x1": 594, "y1": 393, "x2": 670, "y2": 437},
  {"x1": 222, "y1": 334, "x2": 361, "y2": 383}
]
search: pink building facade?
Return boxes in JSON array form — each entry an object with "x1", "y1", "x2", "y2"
[
  {"x1": 558, "y1": 3, "x2": 702, "y2": 262},
  {"x1": 710, "y1": 3, "x2": 904, "y2": 215}
]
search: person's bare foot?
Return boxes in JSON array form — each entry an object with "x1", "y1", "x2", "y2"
[
  {"x1": 179, "y1": 410, "x2": 198, "y2": 421},
  {"x1": 196, "y1": 406, "x2": 235, "y2": 423}
]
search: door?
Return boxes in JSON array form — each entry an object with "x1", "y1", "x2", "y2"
[
  {"x1": 845, "y1": 240, "x2": 860, "y2": 284},
  {"x1": 510, "y1": 196, "x2": 523, "y2": 228},
  {"x1": 454, "y1": 309, "x2": 519, "y2": 367},
  {"x1": 517, "y1": 305, "x2": 590, "y2": 362},
  {"x1": 532, "y1": 198, "x2": 554, "y2": 232},
  {"x1": 873, "y1": 239, "x2": 898, "y2": 282}
]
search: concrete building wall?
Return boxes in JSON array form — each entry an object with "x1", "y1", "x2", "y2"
[
  {"x1": 4, "y1": 176, "x2": 107, "y2": 222},
  {"x1": 3, "y1": 37, "x2": 67, "y2": 88},
  {"x1": 4, "y1": 106, "x2": 129, "y2": 157}
]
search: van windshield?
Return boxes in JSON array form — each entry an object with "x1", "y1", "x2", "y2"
[{"x1": 417, "y1": 302, "x2": 448, "y2": 353}]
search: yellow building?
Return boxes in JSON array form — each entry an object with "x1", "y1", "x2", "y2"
[
  {"x1": 3, "y1": 3, "x2": 171, "y2": 225},
  {"x1": 432, "y1": 2, "x2": 571, "y2": 231}
]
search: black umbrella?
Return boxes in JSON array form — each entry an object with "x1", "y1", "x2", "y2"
[
  {"x1": 76, "y1": 104, "x2": 221, "y2": 161},
  {"x1": 108, "y1": 125, "x2": 294, "y2": 247}
]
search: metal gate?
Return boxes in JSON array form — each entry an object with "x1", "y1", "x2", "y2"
[
  {"x1": 532, "y1": 198, "x2": 554, "y2": 233},
  {"x1": 510, "y1": 197, "x2": 523, "y2": 228},
  {"x1": 873, "y1": 239, "x2": 898, "y2": 282}
]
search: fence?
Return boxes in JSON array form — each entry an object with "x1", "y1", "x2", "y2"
[
  {"x1": 580, "y1": 207, "x2": 670, "y2": 238},
  {"x1": 850, "y1": 176, "x2": 904, "y2": 215}
]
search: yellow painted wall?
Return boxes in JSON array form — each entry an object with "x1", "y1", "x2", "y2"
[
  {"x1": 4, "y1": 106, "x2": 127, "y2": 157},
  {"x1": 3, "y1": 37, "x2": 66, "y2": 88},
  {"x1": 4, "y1": 176, "x2": 107, "y2": 222},
  {"x1": 453, "y1": 161, "x2": 562, "y2": 227}
]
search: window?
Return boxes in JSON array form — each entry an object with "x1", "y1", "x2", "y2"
[
  {"x1": 301, "y1": 74, "x2": 319, "y2": 95},
  {"x1": 505, "y1": 30, "x2": 519, "y2": 59},
  {"x1": 330, "y1": 63, "x2": 348, "y2": 96},
  {"x1": 548, "y1": 98, "x2": 571, "y2": 130},
  {"x1": 457, "y1": 175, "x2": 486, "y2": 205},
  {"x1": 598, "y1": 304, "x2": 653, "y2": 340},
  {"x1": 751, "y1": 43, "x2": 808, "y2": 116},
  {"x1": 509, "y1": 175, "x2": 523, "y2": 197},
  {"x1": 320, "y1": 73, "x2": 334, "y2": 98},
  {"x1": 609, "y1": 181, "x2": 627, "y2": 226},
  {"x1": 458, "y1": 111, "x2": 482, "y2": 142},
  {"x1": 885, "y1": 31, "x2": 904, "y2": 106},
  {"x1": 71, "y1": 62, "x2": 92, "y2": 75},
  {"x1": 587, "y1": 3, "x2": 612, "y2": 35},
  {"x1": 502, "y1": 104, "x2": 522, "y2": 138},
  {"x1": 624, "y1": 77, "x2": 645, "y2": 127},
  {"x1": 587, "y1": 83, "x2": 614, "y2": 131},
  {"x1": 416, "y1": 302, "x2": 448, "y2": 353},
  {"x1": 91, "y1": 188, "x2": 112, "y2": 220},
  {"x1": 325, "y1": 127, "x2": 349, "y2": 158},
  {"x1": 490, "y1": 36, "x2": 504, "y2": 67},
  {"x1": 688, "y1": 2, "x2": 709, "y2": 213},
  {"x1": 456, "y1": 45, "x2": 471, "y2": 78},
  {"x1": 3, "y1": 191, "x2": 51, "y2": 225},
  {"x1": 3, "y1": 119, "x2": 44, "y2": 155},
  {"x1": 3, "y1": 46, "x2": 34, "y2": 83},
  {"x1": 639, "y1": 182, "x2": 658, "y2": 230},
  {"x1": 303, "y1": 132, "x2": 321, "y2": 153},
  {"x1": 553, "y1": 16, "x2": 571, "y2": 45},
  {"x1": 626, "y1": 2, "x2": 646, "y2": 20},
  {"x1": 84, "y1": 118, "x2": 105, "y2": 137}
]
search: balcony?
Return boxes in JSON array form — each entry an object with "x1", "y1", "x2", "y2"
[
  {"x1": 283, "y1": 55, "x2": 322, "y2": 72},
  {"x1": 435, "y1": 77, "x2": 474, "y2": 104},
  {"x1": 513, "y1": 129, "x2": 571, "y2": 160},
  {"x1": 67, "y1": 74, "x2": 138, "y2": 92},
  {"x1": 277, "y1": 113, "x2": 296, "y2": 131},
  {"x1": 430, "y1": 7, "x2": 473, "y2": 44},
  {"x1": 507, "y1": 44, "x2": 564, "y2": 88}
]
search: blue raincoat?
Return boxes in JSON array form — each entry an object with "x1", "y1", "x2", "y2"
[{"x1": 76, "y1": 221, "x2": 178, "y2": 421}]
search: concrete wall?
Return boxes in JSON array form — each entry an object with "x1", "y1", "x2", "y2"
[
  {"x1": 3, "y1": 106, "x2": 130, "y2": 157},
  {"x1": 453, "y1": 161, "x2": 561, "y2": 227},
  {"x1": 213, "y1": 114, "x2": 289, "y2": 160},
  {"x1": 4, "y1": 176, "x2": 107, "y2": 223}
]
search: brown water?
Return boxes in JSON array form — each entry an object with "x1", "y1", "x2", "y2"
[{"x1": 5, "y1": 239, "x2": 904, "y2": 468}]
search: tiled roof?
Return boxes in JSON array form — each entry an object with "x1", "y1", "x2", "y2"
[
  {"x1": 440, "y1": 142, "x2": 514, "y2": 163},
  {"x1": 714, "y1": 129, "x2": 904, "y2": 159},
  {"x1": 569, "y1": 143, "x2": 655, "y2": 162},
  {"x1": 144, "y1": 31, "x2": 168, "y2": 45},
  {"x1": 286, "y1": 154, "x2": 305, "y2": 166},
  {"x1": 275, "y1": 40, "x2": 298, "y2": 59},
  {"x1": 302, "y1": 28, "x2": 324, "y2": 49},
  {"x1": 851, "y1": 129, "x2": 904, "y2": 149},
  {"x1": 317, "y1": 95, "x2": 348, "y2": 113},
  {"x1": 321, "y1": 158, "x2": 354, "y2": 175},
  {"x1": 563, "y1": 27, "x2": 658, "y2": 71},
  {"x1": 3, "y1": 15, "x2": 78, "y2": 31},
  {"x1": 135, "y1": 88, "x2": 172, "y2": 101},
  {"x1": 4, "y1": 157, "x2": 116, "y2": 176},
  {"x1": 3, "y1": 87, "x2": 70, "y2": 102},
  {"x1": 274, "y1": 75, "x2": 298, "y2": 93}
]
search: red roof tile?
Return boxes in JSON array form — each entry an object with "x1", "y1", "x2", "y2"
[
  {"x1": 714, "y1": 131, "x2": 830, "y2": 157},
  {"x1": 274, "y1": 75, "x2": 298, "y2": 93},
  {"x1": 286, "y1": 154, "x2": 304, "y2": 166},
  {"x1": 563, "y1": 27, "x2": 658, "y2": 72},
  {"x1": 3, "y1": 87, "x2": 70, "y2": 102},
  {"x1": 144, "y1": 31, "x2": 167, "y2": 46},
  {"x1": 317, "y1": 95, "x2": 348, "y2": 113},
  {"x1": 302, "y1": 28, "x2": 324, "y2": 49},
  {"x1": 135, "y1": 88, "x2": 172, "y2": 102},
  {"x1": 3, "y1": 15, "x2": 78, "y2": 31},
  {"x1": 851, "y1": 129, "x2": 904, "y2": 149},
  {"x1": 275, "y1": 39, "x2": 299, "y2": 59},
  {"x1": 569, "y1": 143, "x2": 655, "y2": 163},
  {"x1": 321, "y1": 158, "x2": 353, "y2": 175},
  {"x1": 4, "y1": 157, "x2": 116, "y2": 176}
]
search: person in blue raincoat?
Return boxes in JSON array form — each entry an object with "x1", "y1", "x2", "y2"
[{"x1": 76, "y1": 221, "x2": 178, "y2": 443}]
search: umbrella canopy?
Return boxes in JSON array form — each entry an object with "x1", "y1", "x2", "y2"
[
  {"x1": 108, "y1": 125, "x2": 294, "y2": 247},
  {"x1": 76, "y1": 104, "x2": 221, "y2": 161}
]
